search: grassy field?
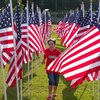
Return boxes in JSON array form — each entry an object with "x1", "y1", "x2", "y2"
[{"x1": 0, "y1": 25, "x2": 99, "y2": 100}]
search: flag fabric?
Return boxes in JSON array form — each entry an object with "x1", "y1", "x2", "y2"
[
  {"x1": 47, "y1": 26, "x2": 100, "y2": 88},
  {"x1": 21, "y1": 8, "x2": 28, "y2": 50},
  {"x1": 62, "y1": 23, "x2": 80, "y2": 48},
  {"x1": 73, "y1": 9, "x2": 91, "y2": 44},
  {"x1": 0, "y1": 4, "x2": 14, "y2": 67},
  {"x1": 62, "y1": 11, "x2": 80, "y2": 48},
  {"x1": 54, "y1": 14, "x2": 69, "y2": 38},
  {"x1": 28, "y1": 9, "x2": 45, "y2": 54},
  {"x1": 21, "y1": 7, "x2": 32, "y2": 64},
  {"x1": 6, "y1": 4, "x2": 23, "y2": 87},
  {"x1": 41, "y1": 10, "x2": 52, "y2": 41}
]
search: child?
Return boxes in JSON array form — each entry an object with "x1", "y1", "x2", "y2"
[{"x1": 42, "y1": 39, "x2": 61, "y2": 100}]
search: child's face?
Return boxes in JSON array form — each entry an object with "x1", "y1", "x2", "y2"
[{"x1": 48, "y1": 41, "x2": 55, "y2": 49}]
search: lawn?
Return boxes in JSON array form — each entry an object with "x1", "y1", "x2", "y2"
[{"x1": 0, "y1": 25, "x2": 99, "y2": 100}]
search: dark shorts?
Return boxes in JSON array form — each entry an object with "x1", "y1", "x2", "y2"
[{"x1": 47, "y1": 73, "x2": 59, "y2": 86}]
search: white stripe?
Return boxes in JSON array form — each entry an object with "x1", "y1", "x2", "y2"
[
  {"x1": 22, "y1": 41, "x2": 28, "y2": 47},
  {"x1": 63, "y1": 56, "x2": 100, "y2": 78},
  {"x1": 21, "y1": 29, "x2": 27, "y2": 33},
  {"x1": 21, "y1": 24, "x2": 27, "y2": 27},
  {"x1": 61, "y1": 52, "x2": 100, "y2": 72},
  {"x1": 79, "y1": 25, "x2": 90, "y2": 31},
  {"x1": 87, "y1": 74, "x2": 93, "y2": 81},
  {"x1": 29, "y1": 33, "x2": 41, "y2": 50},
  {"x1": 62, "y1": 39, "x2": 100, "y2": 66},
  {"x1": 0, "y1": 27, "x2": 12, "y2": 33},
  {"x1": 71, "y1": 77, "x2": 81, "y2": 86},
  {"x1": 54, "y1": 29, "x2": 99, "y2": 72},
  {"x1": 63, "y1": 23, "x2": 76, "y2": 45},
  {"x1": 66, "y1": 27, "x2": 80, "y2": 46},
  {"x1": 0, "y1": 36, "x2": 13, "y2": 41}
]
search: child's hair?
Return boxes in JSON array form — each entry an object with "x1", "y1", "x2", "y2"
[{"x1": 48, "y1": 38, "x2": 56, "y2": 45}]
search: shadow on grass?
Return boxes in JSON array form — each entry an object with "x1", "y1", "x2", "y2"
[{"x1": 60, "y1": 75, "x2": 77, "y2": 100}]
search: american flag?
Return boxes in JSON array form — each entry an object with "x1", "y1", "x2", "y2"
[
  {"x1": 62, "y1": 11, "x2": 80, "y2": 48},
  {"x1": 46, "y1": 11, "x2": 52, "y2": 38},
  {"x1": 21, "y1": 7, "x2": 32, "y2": 64},
  {"x1": 91, "y1": 8, "x2": 99, "y2": 26},
  {"x1": 83, "y1": 8, "x2": 100, "y2": 82},
  {"x1": 28, "y1": 8, "x2": 45, "y2": 54},
  {"x1": 47, "y1": 26, "x2": 100, "y2": 88},
  {"x1": 41, "y1": 10, "x2": 51, "y2": 41},
  {"x1": 34, "y1": 11, "x2": 40, "y2": 26},
  {"x1": 0, "y1": 4, "x2": 14, "y2": 67},
  {"x1": 21, "y1": 8, "x2": 28, "y2": 50},
  {"x1": 6, "y1": 4, "x2": 23, "y2": 87},
  {"x1": 73, "y1": 9, "x2": 91, "y2": 44},
  {"x1": 54, "y1": 14, "x2": 69, "y2": 38}
]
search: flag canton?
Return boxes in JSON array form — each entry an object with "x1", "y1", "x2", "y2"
[
  {"x1": 34, "y1": 11, "x2": 39, "y2": 26},
  {"x1": 68, "y1": 13, "x2": 75, "y2": 24},
  {"x1": 15, "y1": 4, "x2": 21, "y2": 40},
  {"x1": 81, "y1": 10, "x2": 91, "y2": 27},
  {"x1": 62, "y1": 14, "x2": 69, "y2": 23},
  {"x1": 0, "y1": 4, "x2": 12, "y2": 29},
  {"x1": 29, "y1": 9, "x2": 34, "y2": 25},
  {"x1": 78, "y1": 10, "x2": 83, "y2": 25},
  {"x1": 22, "y1": 8, "x2": 27, "y2": 24},
  {"x1": 74, "y1": 11, "x2": 80, "y2": 24},
  {"x1": 91, "y1": 8, "x2": 99, "y2": 26},
  {"x1": 42, "y1": 12, "x2": 45, "y2": 24},
  {"x1": 46, "y1": 11, "x2": 51, "y2": 22}
]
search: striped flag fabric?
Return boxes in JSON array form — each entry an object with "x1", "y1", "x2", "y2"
[
  {"x1": 6, "y1": 4, "x2": 23, "y2": 87},
  {"x1": 0, "y1": 4, "x2": 14, "y2": 67},
  {"x1": 62, "y1": 22, "x2": 80, "y2": 48},
  {"x1": 62, "y1": 11, "x2": 80, "y2": 48},
  {"x1": 47, "y1": 26, "x2": 100, "y2": 88},
  {"x1": 21, "y1": 8, "x2": 28, "y2": 50},
  {"x1": 28, "y1": 9, "x2": 45, "y2": 54},
  {"x1": 54, "y1": 14, "x2": 69, "y2": 38},
  {"x1": 21, "y1": 7, "x2": 32, "y2": 64},
  {"x1": 73, "y1": 9, "x2": 91, "y2": 44}
]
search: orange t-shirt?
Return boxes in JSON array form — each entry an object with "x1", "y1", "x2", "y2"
[{"x1": 44, "y1": 48, "x2": 61, "y2": 73}]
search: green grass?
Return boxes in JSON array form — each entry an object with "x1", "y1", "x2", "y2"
[{"x1": 0, "y1": 25, "x2": 99, "y2": 100}]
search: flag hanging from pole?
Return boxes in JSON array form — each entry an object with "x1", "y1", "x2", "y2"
[
  {"x1": 0, "y1": 4, "x2": 14, "y2": 67},
  {"x1": 6, "y1": 4, "x2": 23, "y2": 87}
]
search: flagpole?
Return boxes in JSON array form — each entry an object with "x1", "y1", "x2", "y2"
[
  {"x1": 0, "y1": 43, "x2": 7, "y2": 100},
  {"x1": 98, "y1": 0, "x2": 100, "y2": 22},
  {"x1": 10, "y1": 0, "x2": 20, "y2": 100},
  {"x1": 31, "y1": 2, "x2": 34, "y2": 79},
  {"x1": 26, "y1": 0, "x2": 30, "y2": 95},
  {"x1": 81, "y1": 2, "x2": 85, "y2": 17},
  {"x1": 44, "y1": 9, "x2": 47, "y2": 41},
  {"x1": 90, "y1": 0, "x2": 93, "y2": 21},
  {"x1": 98, "y1": 71, "x2": 100, "y2": 100},
  {"x1": 98, "y1": 2, "x2": 100, "y2": 99},
  {"x1": 17, "y1": 1, "x2": 23, "y2": 100},
  {"x1": 90, "y1": 0, "x2": 94, "y2": 97}
]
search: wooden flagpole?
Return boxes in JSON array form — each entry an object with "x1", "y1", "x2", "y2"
[
  {"x1": 0, "y1": 43, "x2": 7, "y2": 100},
  {"x1": 10, "y1": 0, "x2": 20, "y2": 100}
]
